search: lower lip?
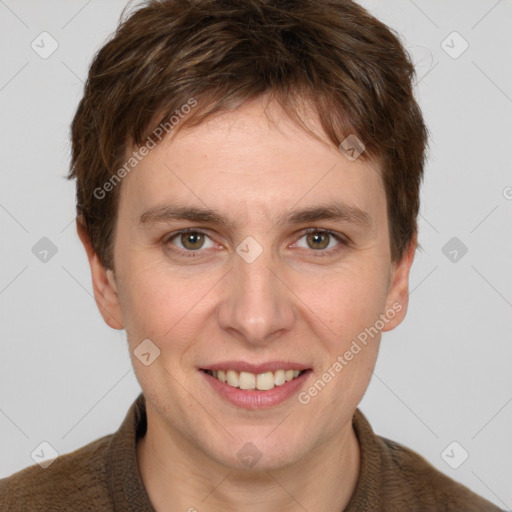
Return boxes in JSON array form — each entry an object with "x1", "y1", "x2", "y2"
[{"x1": 200, "y1": 370, "x2": 312, "y2": 410}]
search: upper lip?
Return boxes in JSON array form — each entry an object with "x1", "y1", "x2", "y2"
[{"x1": 200, "y1": 361, "x2": 311, "y2": 374}]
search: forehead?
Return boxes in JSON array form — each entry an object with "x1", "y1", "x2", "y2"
[{"x1": 119, "y1": 98, "x2": 386, "y2": 226}]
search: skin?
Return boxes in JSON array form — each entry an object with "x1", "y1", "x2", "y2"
[{"x1": 78, "y1": 95, "x2": 416, "y2": 512}]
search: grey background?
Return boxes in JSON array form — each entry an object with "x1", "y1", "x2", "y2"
[{"x1": 0, "y1": 0, "x2": 511, "y2": 509}]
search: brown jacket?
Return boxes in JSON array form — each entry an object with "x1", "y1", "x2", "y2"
[{"x1": 0, "y1": 393, "x2": 503, "y2": 511}]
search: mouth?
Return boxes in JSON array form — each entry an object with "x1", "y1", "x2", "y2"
[
  {"x1": 198, "y1": 360, "x2": 313, "y2": 409},
  {"x1": 201, "y1": 368, "x2": 309, "y2": 391}
]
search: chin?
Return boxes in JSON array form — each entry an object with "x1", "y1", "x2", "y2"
[{"x1": 207, "y1": 432, "x2": 310, "y2": 473}]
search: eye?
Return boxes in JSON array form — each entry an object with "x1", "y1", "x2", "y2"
[
  {"x1": 293, "y1": 228, "x2": 346, "y2": 255},
  {"x1": 164, "y1": 227, "x2": 347, "y2": 259},
  {"x1": 165, "y1": 228, "x2": 216, "y2": 257}
]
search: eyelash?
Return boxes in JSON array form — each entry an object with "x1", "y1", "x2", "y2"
[{"x1": 164, "y1": 227, "x2": 348, "y2": 259}]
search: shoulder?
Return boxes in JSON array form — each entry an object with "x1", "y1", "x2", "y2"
[
  {"x1": 0, "y1": 433, "x2": 114, "y2": 511},
  {"x1": 376, "y1": 435, "x2": 503, "y2": 511}
]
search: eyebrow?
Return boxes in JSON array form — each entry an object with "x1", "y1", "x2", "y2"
[{"x1": 138, "y1": 202, "x2": 372, "y2": 230}]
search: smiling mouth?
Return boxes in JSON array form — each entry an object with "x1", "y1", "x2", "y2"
[{"x1": 201, "y1": 368, "x2": 309, "y2": 391}]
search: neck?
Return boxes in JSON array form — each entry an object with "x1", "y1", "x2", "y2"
[{"x1": 137, "y1": 405, "x2": 360, "y2": 512}]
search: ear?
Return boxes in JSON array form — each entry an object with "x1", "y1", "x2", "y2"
[
  {"x1": 382, "y1": 233, "x2": 417, "y2": 332},
  {"x1": 76, "y1": 217, "x2": 124, "y2": 330}
]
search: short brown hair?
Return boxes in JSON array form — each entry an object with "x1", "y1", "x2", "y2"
[{"x1": 68, "y1": 0, "x2": 429, "y2": 269}]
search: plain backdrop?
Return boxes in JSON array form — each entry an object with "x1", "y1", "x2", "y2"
[{"x1": 0, "y1": 0, "x2": 511, "y2": 509}]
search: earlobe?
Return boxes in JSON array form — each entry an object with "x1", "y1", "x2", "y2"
[
  {"x1": 382, "y1": 234, "x2": 417, "y2": 332},
  {"x1": 76, "y1": 217, "x2": 124, "y2": 330}
]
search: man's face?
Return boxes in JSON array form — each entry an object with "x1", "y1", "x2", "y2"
[{"x1": 85, "y1": 97, "x2": 413, "y2": 470}]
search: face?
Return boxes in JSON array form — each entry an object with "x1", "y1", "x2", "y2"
[{"x1": 79, "y1": 96, "x2": 414, "y2": 471}]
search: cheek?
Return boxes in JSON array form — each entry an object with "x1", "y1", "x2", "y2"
[
  {"x1": 292, "y1": 262, "x2": 390, "y2": 340},
  {"x1": 117, "y1": 260, "x2": 219, "y2": 346},
  {"x1": 299, "y1": 270, "x2": 387, "y2": 401}
]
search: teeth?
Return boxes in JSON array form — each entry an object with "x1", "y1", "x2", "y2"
[
  {"x1": 256, "y1": 372, "x2": 274, "y2": 391},
  {"x1": 206, "y1": 368, "x2": 305, "y2": 390},
  {"x1": 226, "y1": 370, "x2": 239, "y2": 387},
  {"x1": 239, "y1": 371, "x2": 256, "y2": 390},
  {"x1": 274, "y1": 369, "x2": 285, "y2": 386}
]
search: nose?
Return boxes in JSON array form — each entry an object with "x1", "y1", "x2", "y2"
[{"x1": 217, "y1": 243, "x2": 296, "y2": 347}]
